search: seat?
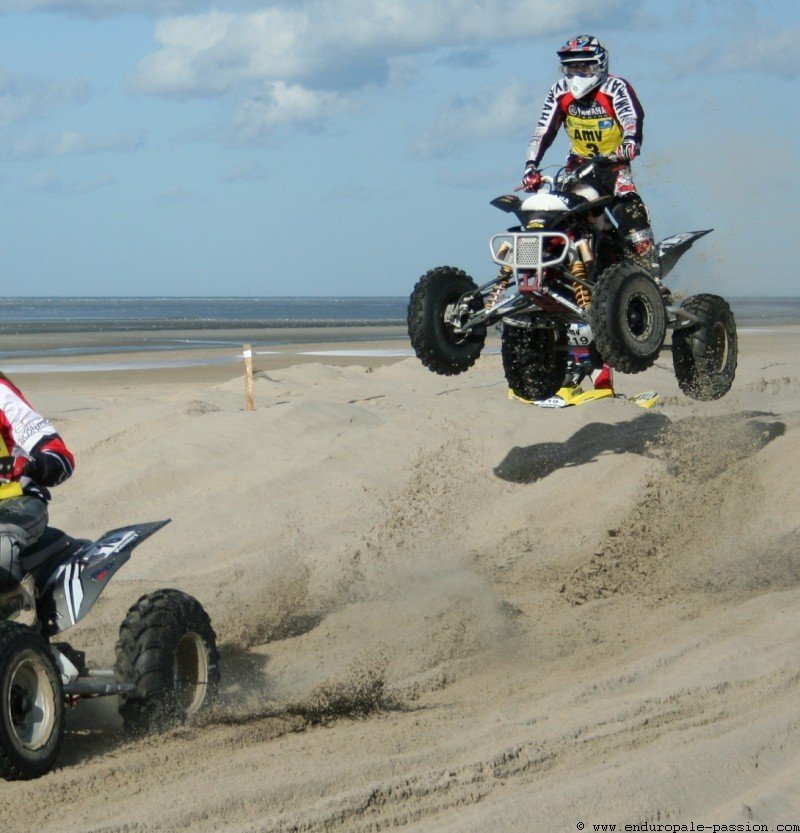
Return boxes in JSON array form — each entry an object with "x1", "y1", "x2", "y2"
[{"x1": 20, "y1": 527, "x2": 72, "y2": 572}]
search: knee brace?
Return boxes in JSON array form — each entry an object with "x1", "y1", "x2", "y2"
[
  {"x1": 612, "y1": 194, "x2": 651, "y2": 239},
  {"x1": 0, "y1": 533, "x2": 23, "y2": 588}
]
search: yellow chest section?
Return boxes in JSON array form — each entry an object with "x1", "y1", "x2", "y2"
[
  {"x1": 565, "y1": 113, "x2": 623, "y2": 157},
  {"x1": 0, "y1": 434, "x2": 23, "y2": 500}
]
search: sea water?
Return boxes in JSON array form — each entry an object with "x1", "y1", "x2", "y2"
[
  {"x1": 0, "y1": 296, "x2": 795, "y2": 371},
  {"x1": 0, "y1": 296, "x2": 795, "y2": 330},
  {"x1": 0, "y1": 297, "x2": 408, "y2": 330}
]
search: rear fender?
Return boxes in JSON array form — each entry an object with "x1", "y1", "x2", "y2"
[
  {"x1": 41, "y1": 520, "x2": 171, "y2": 636},
  {"x1": 658, "y1": 229, "x2": 712, "y2": 279}
]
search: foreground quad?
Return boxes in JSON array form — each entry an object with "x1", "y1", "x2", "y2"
[
  {"x1": 0, "y1": 521, "x2": 219, "y2": 780},
  {"x1": 408, "y1": 160, "x2": 737, "y2": 402}
]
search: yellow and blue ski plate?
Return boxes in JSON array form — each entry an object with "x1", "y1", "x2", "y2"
[
  {"x1": 508, "y1": 386, "x2": 614, "y2": 408},
  {"x1": 628, "y1": 390, "x2": 660, "y2": 409}
]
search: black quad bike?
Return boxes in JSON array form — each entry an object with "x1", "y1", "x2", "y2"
[
  {"x1": 408, "y1": 160, "x2": 737, "y2": 402},
  {"x1": 0, "y1": 520, "x2": 220, "y2": 780}
]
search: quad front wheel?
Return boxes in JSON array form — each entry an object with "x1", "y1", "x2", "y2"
[
  {"x1": 408, "y1": 266, "x2": 486, "y2": 375},
  {"x1": 0, "y1": 621, "x2": 65, "y2": 780},
  {"x1": 672, "y1": 294, "x2": 737, "y2": 400},
  {"x1": 590, "y1": 262, "x2": 666, "y2": 373},
  {"x1": 115, "y1": 590, "x2": 220, "y2": 736}
]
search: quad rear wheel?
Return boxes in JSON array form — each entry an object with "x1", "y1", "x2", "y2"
[
  {"x1": 590, "y1": 262, "x2": 666, "y2": 373},
  {"x1": 0, "y1": 621, "x2": 64, "y2": 780},
  {"x1": 672, "y1": 294, "x2": 737, "y2": 400},
  {"x1": 502, "y1": 323, "x2": 568, "y2": 401},
  {"x1": 408, "y1": 266, "x2": 486, "y2": 375},
  {"x1": 115, "y1": 590, "x2": 220, "y2": 736}
]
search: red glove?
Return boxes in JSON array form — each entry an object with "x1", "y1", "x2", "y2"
[
  {"x1": 518, "y1": 165, "x2": 542, "y2": 192},
  {"x1": 0, "y1": 456, "x2": 28, "y2": 482},
  {"x1": 616, "y1": 141, "x2": 638, "y2": 162}
]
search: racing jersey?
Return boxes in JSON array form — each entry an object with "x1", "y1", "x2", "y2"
[
  {"x1": 0, "y1": 375, "x2": 74, "y2": 501},
  {"x1": 526, "y1": 74, "x2": 644, "y2": 166}
]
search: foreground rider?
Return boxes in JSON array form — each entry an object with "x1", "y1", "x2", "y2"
[
  {"x1": 521, "y1": 34, "x2": 660, "y2": 280},
  {"x1": 0, "y1": 372, "x2": 75, "y2": 624}
]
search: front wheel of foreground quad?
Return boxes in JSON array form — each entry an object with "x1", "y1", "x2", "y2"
[
  {"x1": 408, "y1": 266, "x2": 487, "y2": 375},
  {"x1": 672, "y1": 294, "x2": 737, "y2": 400},
  {"x1": 0, "y1": 621, "x2": 65, "y2": 780},
  {"x1": 502, "y1": 324, "x2": 568, "y2": 401},
  {"x1": 590, "y1": 262, "x2": 666, "y2": 373},
  {"x1": 115, "y1": 589, "x2": 220, "y2": 736}
]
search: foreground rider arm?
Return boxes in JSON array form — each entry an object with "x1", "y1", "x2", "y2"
[
  {"x1": 8, "y1": 437, "x2": 74, "y2": 486},
  {"x1": 609, "y1": 77, "x2": 644, "y2": 161},
  {"x1": 525, "y1": 80, "x2": 567, "y2": 169},
  {"x1": 0, "y1": 376, "x2": 75, "y2": 487}
]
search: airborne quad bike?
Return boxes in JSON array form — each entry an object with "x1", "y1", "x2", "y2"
[
  {"x1": 408, "y1": 159, "x2": 738, "y2": 402},
  {"x1": 0, "y1": 520, "x2": 220, "y2": 780}
]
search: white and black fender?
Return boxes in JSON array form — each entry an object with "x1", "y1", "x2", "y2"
[
  {"x1": 657, "y1": 229, "x2": 712, "y2": 279},
  {"x1": 30, "y1": 520, "x2": 170, "y2": 636}
]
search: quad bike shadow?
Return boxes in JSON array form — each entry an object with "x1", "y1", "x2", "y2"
[
  {"x1": 494, "y1": 412, "x2": 670, "y2": 484},
  {"x1": 494, "y1": 411, "x2": 786, "y2": 485}
]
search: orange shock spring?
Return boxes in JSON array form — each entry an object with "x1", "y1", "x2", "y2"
[
  {"x1": 570, "y1": 260, "x2": 592, "y2": 308},
  {"x1": 486, "y1": 277, "x2": 510, "y2": 310},
  {"x1": 486, "y1": 241, "x2": 513, "y2": 310}
]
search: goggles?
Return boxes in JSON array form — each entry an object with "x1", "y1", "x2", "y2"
[{"x1": 560, "y1": 62, "x2": 598, "y2": 78}]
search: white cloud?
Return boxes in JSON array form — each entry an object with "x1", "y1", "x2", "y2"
[
  {"x1": 220, "y1": 160, "x2": 267, "y2": 183},
  {"x1": 414, "y1": 80, "x2": 533, "y2": 158},
  {"x1": 7, "y1": 129, "x2": 144, "y2": 159},
  {"x1": 0, "y1": 0, "x2": 210, "y2": 15},
  {"x1": 133, "y1": 2, "x2": 624, "y2": 95},
  {"x1": 27, "y1": 170, "x2": 116, "y2": 194},
  {"x1": 674, "y1": 22, "x2": 800, "y2": 78},
  {"x1": 154, "y1": 184, "x2": 201, "y2": 203},
  {"x1": 230, "y1": 82, "x2": 351, "y2": 140},
  {"x1": 0, "y1": 67, "x2": 90, "y2": 127},
  {"x1": 129, "y1": 0, "x2": 631, "y2": 130}
]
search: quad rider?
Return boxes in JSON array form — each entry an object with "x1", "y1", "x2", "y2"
[
  {"x1": 0, "y1": 373, "x2": 75, "y2": 626},
  {"x1": 520, "y1": 34, "x2": 661, "y2": 392}
]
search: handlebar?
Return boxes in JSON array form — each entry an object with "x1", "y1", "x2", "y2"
[{"x1": 515, "y1": 154, "x2": 628, "y2": 192}]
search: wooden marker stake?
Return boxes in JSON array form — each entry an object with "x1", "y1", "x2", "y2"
[{"x1": 243, "y1": 343, "x2": 254, "y2": 411}]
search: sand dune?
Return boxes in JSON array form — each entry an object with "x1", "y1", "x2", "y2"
[{"x1": 2, "y1": 327, "x2": 799, "y2": 832}]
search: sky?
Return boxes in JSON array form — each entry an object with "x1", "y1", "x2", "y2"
[{"x1": 0, "y1": 0, "x2": 798, "y2": 297}]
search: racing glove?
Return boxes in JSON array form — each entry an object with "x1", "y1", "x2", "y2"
[
  {"x1": 518, "y1": 164, "x2": 543, "y2": 192},
  {"x1": 0, "y1": 456, "x2": 29, "y2": 482},
  {"x1": 0, "y1": 439, "x2": 74, "y2": 486},
  {"x1": 616, "y1": 141, "x2": 639, "y2": 162}
]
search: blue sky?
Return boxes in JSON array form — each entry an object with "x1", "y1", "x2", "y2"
[{"x1": 1, "y1": 0, "x2": 798, "y2": 297}]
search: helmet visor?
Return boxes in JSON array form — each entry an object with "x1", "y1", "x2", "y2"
[{"x1": 560, "y1": 62, "x2": 598, "y2": 78}]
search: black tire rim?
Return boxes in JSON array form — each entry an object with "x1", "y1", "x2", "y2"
[
  {"x1": 625, "y1": 292, "x2": 656, "y2": 342},
  {"x1": 8, "y1": 655, "x2": 56, "y2": 751}
]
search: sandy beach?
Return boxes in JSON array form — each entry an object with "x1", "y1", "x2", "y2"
[{"x1": 1, "y1": 323, "x2": 799, "y2": 832}]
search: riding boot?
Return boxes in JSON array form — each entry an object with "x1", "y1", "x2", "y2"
[
  {"x1": 627, "y1": 229, "x2": 669, "y2": 299},
  {"x1": 592, "y1": 363, "x2": 614, "y2": 391}
]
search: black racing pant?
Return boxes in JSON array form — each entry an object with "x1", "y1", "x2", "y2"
[
  {"x1": 0, "y1": 495, "x2": 48, "y2": 589},
  {"x1": 568, "y1": 157, "x2": 653, "y2": 246}
]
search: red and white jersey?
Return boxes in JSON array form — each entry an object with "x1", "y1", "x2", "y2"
[
  {"x1": 526, "y1": 74, "x2": 644, "y2": 166},
  {"x1": 0, "y1": 375, "x2": 74, "y2": 498}
]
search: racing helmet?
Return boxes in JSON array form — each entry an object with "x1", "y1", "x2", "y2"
[{"x1": 557, "y1": 34, "x2": 609, "y2": 99}]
